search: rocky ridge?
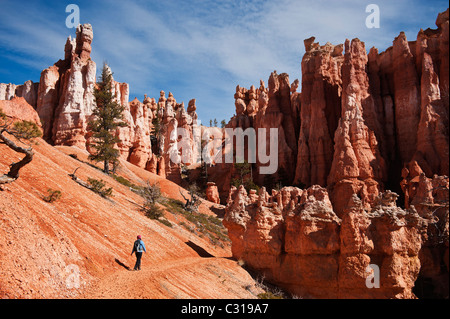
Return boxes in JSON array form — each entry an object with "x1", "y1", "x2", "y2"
[
  {"x1": 221, "y1": 9, "x2": 449, "y2": 298},
  {"x1": 1, "y1": 24, "x2": 199, "y2": 184}
]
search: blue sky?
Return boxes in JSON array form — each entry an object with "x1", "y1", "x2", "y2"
[{"x1": 0, "y1": 0, "x2": 448, "y2": 124}]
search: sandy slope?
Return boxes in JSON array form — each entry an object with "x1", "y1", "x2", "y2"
[{"x1": 0, "y1": 138, "x2": 260, "y2": 299}]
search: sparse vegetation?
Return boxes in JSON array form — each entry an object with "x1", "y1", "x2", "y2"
[
  {"x1": 112, "y1": 174, "x2": 135, "y2": 188},
  {"x1": 87, "y1": 178, "x2": 113, "y2": 198},
  {"x1": 254, "y1": 275, "x2": 285, "y2": 299},
  {"x1": 139, "y1": 181, "x2": 162, "y2": 206},
  {"x1": 179, "y1": 183, "x2": 201, "y2": 212},
  {"x1": 163, "y1": 198, "x2": 229, "y2": 246},
  {"x1": 43, "y1": 189, "x2": 62, "y2": 203},
  {"x1": 143, "y1": 203, "x2": 164, "y2": 220},
  {"x1": 138, "y1": 181, "x2": 173, "y2": 227},
  {"x1": 231, "y1": 161, "x2": 259, "y2": 193}
]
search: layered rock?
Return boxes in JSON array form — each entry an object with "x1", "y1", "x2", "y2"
[
  {"x1": 254, "y1": 72, "x2": 298, "y2": 185},
  {"x1": 0, "y1": 23, "x2": 201, "y2": 182},
  {"x1": 294, "y1": 38, "x2": 343, "y2": 187},
  {"x1": 212, "y1": 9, "x2": 449, "y2": 212},
  {"x1": 142, "y1": 91, "x2": 200, "y2": 183},
  {"x1": 32, "y1": 24, "x2": 97, "y2": 147},
  {"x1": 367, "y1": 9, "x2": 449, "y2": 179},
  {"x1": 222, "y1": 9, "x2": 449, "y2": 298},
  {"x1": 206, "y1": 182, "x2": 220, "y2": 204},
  {"x1": 223, "y1": 185, "x2": 430, "y2": 298},
  {"x1": 208, "y1": 72, "x2": 301, "y2": 201},
  {"x1": 122, "y1": 97, "x2": 152, "y2": 168},
  {"x1": 0, "y1": 97, "x2": 41, "y2": 126},
  {"x1": 327, "y1": 39, "x2": 387, "y2": 217},
  {"x1": 51, "y1": 27, "x2": 97, "y2": 148},
  {"x1": 0, "y1": 81, "x2": 39, "y2": 107},
  {"x1": 400, "y1": 162, "x2": 449, "y2": 298}
]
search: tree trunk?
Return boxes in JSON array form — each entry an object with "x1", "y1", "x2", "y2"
[
  {"x1": 104, "y1": 160, "x2": 110, "y2": 175},
  {"x1": 0, "y1": 131, "x2": 34, "y2": 184}
]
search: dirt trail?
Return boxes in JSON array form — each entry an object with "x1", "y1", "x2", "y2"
[{"x1": 81, "y1": 255, "x2": 259, "y2": 299}]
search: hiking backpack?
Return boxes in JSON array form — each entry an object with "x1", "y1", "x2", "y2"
[{"x1": 135, "y1": 240, "x2": 144, "y2": 253}]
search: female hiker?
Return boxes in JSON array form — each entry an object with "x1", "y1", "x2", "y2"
[{"x1": 131, "y1": 235, "x2": 146, "y2": 271}]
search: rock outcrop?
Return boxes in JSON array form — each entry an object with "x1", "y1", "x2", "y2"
[
  {"x1": 211, "y1": 9, "x2": 449, "y2": 209},
  {"x1": 327, "y1": 38, "x2": 387, "y2": 217},
  {"x1": 222, "y1": 9, "x2": 449, "y2": 299},
  {"x1": 0, "y1": 81, "x2": 39, "y2": 107},
  {"x1": 227, "y1": 72, "x2": 300, "y2": 186},
  {"x1": 206, "y1": 182, "x2": 220, "y2": 204},
  {"x1": 0, "y1": 24, "x2": 200, "y2": 183},
  {"x1": 223, "y1": 185, "x2": 439, "y2": 298},
  {"x1": 51, "y1": 24, "x2": 97, "y2": 149},
  {"x1": 294, "y1": 38, "x2": 343, "y2": 188},
  {"x1": 0, "y1": 97, "x2": 41, "y2": 126}
]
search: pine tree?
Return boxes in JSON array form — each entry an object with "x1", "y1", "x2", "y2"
[{"x1": 88, "y1": 63, "x2": 127, "y2": 174}]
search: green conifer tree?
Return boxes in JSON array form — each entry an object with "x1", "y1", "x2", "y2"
[{"x1": 88, "y1": 63, "x2": 127, "y2": 174}]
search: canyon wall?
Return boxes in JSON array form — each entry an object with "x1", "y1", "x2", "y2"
[
  {"x1": 222, "y1": 9, "x2": 449, "y2": 298},
  {"x1": 216, "y1": 9, "x2": 448, "y2": 207},
  {"x1": 223, "y1": 179, "x2": 448, "y2": 298}
]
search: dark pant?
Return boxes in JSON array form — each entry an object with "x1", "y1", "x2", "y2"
[{"x1": 134, "y1": 252, "x2": 143, "y2": 270}]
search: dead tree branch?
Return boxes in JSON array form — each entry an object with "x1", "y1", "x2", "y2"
[
  {"x1": 0, "y1": 130, "x2": 34, "y2": 184},
  {"x1": 68, "y1": 167, "x2": 93, "y2": 190}
]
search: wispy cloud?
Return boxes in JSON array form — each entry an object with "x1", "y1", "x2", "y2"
[{"x1": 0, "y1": 0, "x2": 448, "y2": 123}]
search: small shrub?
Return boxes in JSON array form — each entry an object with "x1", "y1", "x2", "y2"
[
  {"x1": 142, "y1": 203, "x2": 172, "y2": 227},
  {"x1": 254, "y1": 275, "x2": 286, "y2": 299},
  {"x1": 257, "y1": 292, "x2": 284, "y2": 299},
  {"x1": 158, "y1": 218, "x2": 173, "y2": 228},
  {"x1": 87, "y1": 178, "x2": 113, "y2": 198},
  {"x1": 43, "y1": 189, "x2": 62, "y2": 203},
  {"x1": 112, "y1": 174, "x2": 135, "y2": 188},
  {"x1": 139, "y1": 182, "x2": 162, "y2": 205},
  {"x1": 163, "y1": 198, "x2": 229, "y2": 245},
  {"x1": 143, "y1": 203, "x2": 164, "y2": 220}
]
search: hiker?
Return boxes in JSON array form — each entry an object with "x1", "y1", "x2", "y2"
[{"x1": 131, "y1": 235, "x2": 146, "y2": 271}]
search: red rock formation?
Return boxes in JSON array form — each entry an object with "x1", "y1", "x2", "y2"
[
  {"x1": 400, "y1": 168, "x2": 449, "y2": 298},
  {"x1": 392, "y1": 32, "x2": 422, "y2": 164},
  {"x1": 0, "y1": 81, "x2": 39, "y2": 107},
  {"x1": 223, "y1": 185, "x2": 427, "y2": 298},
  {"x1": 126, "y1": 97, "x2": 152, "y2": 168},
  {"x1": 0, "y1": 23, "x2": 201, "y2": 183},
  {"x1": 218, "y1": 9, "x2": 449, "y2": 214},
  {"x1": 0, "y1": 97, "x2": 41, "y2": 126},
  {"x1": 222, "y1": 9, "x2": 449, "y2": 298},
  {"x1": 206, "y1": 182, "x2": 220, "y2": 204},
  {"x1": 254, "y1": 71, "x2": 298, "y2": 185},
  {"x1": 34, "y1": 24, "x2": 97, "y2": 148},
  {"x1": 367, "y1": 9, "x2": 449, "y2": 180},
  {"x1": 294, "y1": 38, "x2": 343, "y2": 188},
  {"x1": 327, "y1": 38, "x2": 387, "y2": 217},
  {"x1": 209, "y1": 71, "x2": 301, "y2": 202}
]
